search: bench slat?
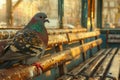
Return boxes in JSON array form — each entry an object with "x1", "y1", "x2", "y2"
[
  {"x1": 47, "y1": 28, "x2": 87, "y2": 34},
  {"x1": 48, "y1": 34, "x2": 68, "y2": 46},
  {"x1": 0, "y1": 28, "x2": 87, "y2": 40},
  {"x1": 93, "y1": 48, "x2": 118, "y2": 79},
  {"x1": 107, "y1": 34, "x2": 120, "y2": 43},
  {"x1": 48, "y1": 31, "x2": 100, "y2": 47},
  {"x1": 83, "y1": 49, "x2": 111, "y2": 77},
  {"x1": 68, "y1": 31, "x2": 100, "y2": 42},
  {"x1": 105, "y1": 49, "x2": 120, "y2": 80},
  {"x1": 57, "y1": 49, "x2": 105, "y2": 80},
  {"x1": 108, "y1": 39, "x2": 120, "y2": 43}
]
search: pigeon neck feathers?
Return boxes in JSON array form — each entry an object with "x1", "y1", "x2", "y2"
[
  {"x1": 24, "y1": 15, "x2": 48, "y2": 47},
  {"x1": 28, "y1": 19, "x2": 45, "y2": 32}
]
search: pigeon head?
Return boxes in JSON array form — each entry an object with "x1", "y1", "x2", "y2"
[{"x1": 34, "y1": 12, "x2": 49, "y2": 23}]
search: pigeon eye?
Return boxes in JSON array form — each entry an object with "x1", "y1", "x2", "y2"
[{"x1": 39, "y1": 16, "x2": 42, "y2": 18}]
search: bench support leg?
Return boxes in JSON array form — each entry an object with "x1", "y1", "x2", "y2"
[
  {"x1": 80, "y1": 40, "x2": 86, "y2": 61},
  {"x1": 55, "y1": 44, "x2": 67, "y2": 76}
]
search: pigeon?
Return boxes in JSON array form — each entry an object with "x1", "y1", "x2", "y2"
[{"x1": 0, "y1": 12, "x2": 49, "y2": 68}]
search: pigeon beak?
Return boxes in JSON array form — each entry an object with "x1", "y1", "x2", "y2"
[{"x1": 44, "y1": 18, "x2": 49, "y2": 23}]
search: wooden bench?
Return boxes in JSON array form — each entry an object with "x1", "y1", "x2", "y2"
[
  {"x1": 56, "y1": 29, "x2": 120, "y2": 80},
  {"x1": 100, "y1": 29, "x2": 120, "y2": 48},
  {"x1": 0, "y1": 28, "x2": 119, "y2": 80},
  {"x1": 107, "y1": 33, "x2": 120, "y2": 44}
]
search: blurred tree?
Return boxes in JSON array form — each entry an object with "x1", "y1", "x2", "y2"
[{"x1": 6, "y1": 0, "x2": 22, "y2": 27}]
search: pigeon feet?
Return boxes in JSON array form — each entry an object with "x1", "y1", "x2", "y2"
[{"x1": 33, "y1": 62, "x2": 43, "y2": 75}]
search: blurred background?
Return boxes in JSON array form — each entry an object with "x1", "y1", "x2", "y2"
[
  {"x1": 0, "y1": 0, "x2": 81, "y2": 28},
  {"x1": 0, "y1": 0, "x2": 120, "y2": 29}
]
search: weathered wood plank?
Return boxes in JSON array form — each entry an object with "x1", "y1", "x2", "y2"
[
  {"x1": 107, "y1": 34, "x2": 120, "y2": 43},
  {"x1": 105, "y1": 49, "x2": 120, "y2": 80},
  {"x1": 0, "y1": 28, "x2": 87, "y2": 40},
  {"x1": 108, "y1": 34, "x2": 120, "y2": 39},
  {"x1": 93, "y1": 48, "x2": 118, "y2": 80},
  {"x1": 68, "y1": 31, "x2": 100, "y2": 42},
  {"x1": 83, "y1": 49, "x2": 112, "y2": 77},
  {"x1": 108, "y1": 39, "x2": 120, "y2": 43},
  {"x1": 47, "y1": 28, "x2": 87, "y2": 34},
  {"x1": 48, "y1": 34, "x2": 68, "y2": 47},
  {"x1": 57, "y1": 49, "x2": 106, "y2": 80},
  {"x1": 48, "y1": 31, "x2": 100, "y2": 47}
]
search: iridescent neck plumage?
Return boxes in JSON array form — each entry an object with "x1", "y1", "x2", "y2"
[{"x1": 25, "y1": 18, "x2": 43, "y2": 30}]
